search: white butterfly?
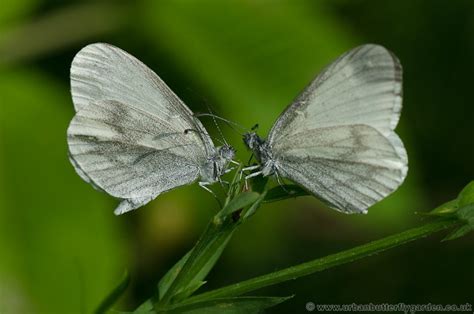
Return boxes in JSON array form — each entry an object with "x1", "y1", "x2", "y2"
[
  {"x1": 243, "y1": 44, "x2": 408, "y2": 214},
  {"x1": 67, "y1": 43, "x2": 235, "y2": 215}
]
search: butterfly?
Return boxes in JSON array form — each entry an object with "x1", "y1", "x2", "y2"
[
  {"x1": 67, "y1": 43, "x2": 235, "y2": 215},
  {"x1": 243, "y1": 44, "x2": 408, "y2": 214}
]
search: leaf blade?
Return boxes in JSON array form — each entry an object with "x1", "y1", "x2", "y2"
[
  {"x1": 458, "y1": 181, "x2": 474, "y2": 207},
  {"x1": 158, "y1": 296, "x2": 293, "y2": 314},
  {"x1": 263, "y1": 185, "x2": 309, "y2": 203},
  {"x1": 95, "y1": 270, "x2": 130, "y2": 314},
  {"x1": 219, "y1": 192, "x2": 260, "y2": 218}
]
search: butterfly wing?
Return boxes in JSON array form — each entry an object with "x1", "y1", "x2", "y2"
[
  {"x1": 70, "y1": 42, "x2": 215, "y2": 153},
  {"x1": 68, "y1": 43, "x2": 215, "y2": 214},
  {"x1": 268, "y1": 44, "x2": 408, "y2": 213}
]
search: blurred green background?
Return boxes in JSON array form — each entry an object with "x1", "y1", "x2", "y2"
[{"x1": 0, "y1": 0, "x2": 473, "y2": 313}]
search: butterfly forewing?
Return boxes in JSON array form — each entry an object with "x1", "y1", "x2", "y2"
[{"x1": 70, "y1": 43, "x2": 215, "y2": 155}]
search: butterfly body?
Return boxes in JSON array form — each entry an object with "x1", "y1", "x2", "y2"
[{"x1": 243, "y1": 132, "x2": 275, "y2": 177}]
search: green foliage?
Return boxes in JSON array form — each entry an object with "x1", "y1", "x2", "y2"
[
  {"x1": 155, "y1": 296, "x2": 293, "y2": 314},
  {"x1": 113, "y1": 174, "x2": 470, "y2": 313},
  {"x1": 218, "y1": 192, "x2": 261, "y2": 218},
  {"x1": 95, "y1": 271, "x2": 131, "y2": 314},
  {"x1": 458, "y1": 181, "x2": 474, "y2": 207},
  {"x1": 158, "y1": 251, "x2": 193, "y2": 300},
  {"x1": 0, "y1": 70, "x2": 125, "y2": 313},
  {"x1": 1, "y1": 1, "x2": 473, "y2": 313},
  {"x1": 429, "y1": 199, "x2": 459, "y2": 216},
  {"x1": 426, "y1": 181, "x2": 474, "y2": 241},
  {"x1": 263, "y1": 185, "x2": 309, "y2": 203}
]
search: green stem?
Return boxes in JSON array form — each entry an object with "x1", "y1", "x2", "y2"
[
  {"x1": 184, "y1": 218, "x2": 459, "y2": 303},
  {"x1": 157, "y1": 218, "x2": 228, "y2": 305},
  {"x1": 157, "y1": 164, "x2": 246, "y2": 307}
]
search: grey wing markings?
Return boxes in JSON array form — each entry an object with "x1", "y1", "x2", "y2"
[
  {"x1": 71, "y1": 43, "x2": 216, "y2": 156},
  {"x1": 272, "y1": 125, "x2": 407, "y2": 213},
  {"x1": 67, "y1": 100, "x2": 205, "y2": 213},
  {"x1": 268, "y1": 44, "x2": 403, "y2": 145}
]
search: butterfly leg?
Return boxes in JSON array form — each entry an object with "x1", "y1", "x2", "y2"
[
  {"x1": 224, "y1": 167, "x2": 235, "y2": 174},
  {"x1": 274, "y1": 171, "x2": 289, "y2": 193},
  {"x1": 239, "y1": 165, "x2": 260, "y2": 180},
  {"x1": 218, "y1": 176, "x2": 230, "y2": 186},
  {"x1": 240, "y1": 165, "x2": 260, "y2": 189},
  {"x1": 244, "y1": 170, "x2": 263, "y2": 190},
  {"x1": 230, "y1": 159, "x2": 240, "y2": 166},
  {"x1": 199, "y1": 181, "x2": 223, "y2": 207},
  {"x1": 199, "y1": 181, "x2": 216, "y2": 195}
]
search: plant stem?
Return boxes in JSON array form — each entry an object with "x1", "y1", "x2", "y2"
[
  {"x1": 157, "y1": 218, "x2": 230, "y2": 305},
  {"x1": 184, "y1": 218, "x2": 459, "y2": 303},
  {"x1": 157, "y1": 164, "x2": 246, "y2": 307}
]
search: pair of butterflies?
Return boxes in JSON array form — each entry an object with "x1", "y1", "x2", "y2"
[{"x1": 67, "y1": 43, "x2": 408, "y2": 215}]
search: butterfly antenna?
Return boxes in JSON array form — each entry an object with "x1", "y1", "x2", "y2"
[
  {"x1": 184, "y1": 128, "x2": 225, "y2": 145},
  {"x1": 196, "y1": 113, "x2": 246, "y2": 136},
  {"x1": 183, "y1": 85, "x2": 243, "y2": 137},
  {"x1": 203, "y1": 101, "x2": 229, "y2": 146}
]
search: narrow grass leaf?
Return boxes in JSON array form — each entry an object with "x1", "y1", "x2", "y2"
[
  {"x1": 263, "y1": 185, "x2": 309, "y2": 203},
  {"x1": 443, "y1": 224, "x2": 473, "y2": 241},
  {"x1": 158, "y1": 250, "x2": 193, "y2": 299},
  {"x1": 458, "y1": 181, "x2": 474, "y2": 207},
  {"x1": 156, "y1": 221, "x2": 236, "y2": 307},
  {"x1": 157, "y1": 295, "x2": 293, "y2": 313},
  {"x1": 133, "y1": 300, "x2": 154, "y2": 313},
  {"x1": 456, "y1": 203, "x2": 474, "y2": 222},
  {"x1": 219, "y1": 192, "x2": 260, "y2": 218},
  {"x1": 242, "y1": 191, "x2": 267, "y2": 220},
  {"x1": 172, "y1": 281, "x2": 207, "y2": 303},
  {"x1": 428, "y1": 199, "x2": 459, "y2": 216},
  {"x1": 95, "y1": 270, "x2": 130, "y2": 314}
]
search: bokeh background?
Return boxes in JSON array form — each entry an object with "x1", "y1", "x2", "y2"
[{"x1": 1, "y1": 0, "x2": 473, "y2": 313}]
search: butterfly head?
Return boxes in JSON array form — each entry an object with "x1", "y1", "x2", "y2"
[
  {"x1": 243, "y1": 132, "x2": 263, "y2": 151},
  {"x1": 218, "y1": 144, "x2": 236, "y2": 161}
]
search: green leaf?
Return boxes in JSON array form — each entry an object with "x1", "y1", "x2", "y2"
[
  {"x1": 456, "y1": 203, "x2": 474, "y2": 222},
  {"x1": 133, "y1": 300, "x2": 154, "y2": 313},
  {"x1": 263, "y1": 185, "x2": 309, "y2": 203},
  {"x1": 134, "y1": 238, "x2": 197, "y2": 310},
  {"x1": 158, "y1": 251, "x2": 193, "y2": 299},
  {"x1": 172, "y1": 281, "x2": 207, "y2": 303},
  {"x1": 429, "y1": 199, "x2": 459, "y2": 216},
  {"x1": 157, "y1": 296, "x2": 293, "y2": 314},
  {"x1": 224, "y1": 164, "x2": 244, "y2": 206},
  {"x1": 157, "y1": 221, "x2": 236, "y2": 306},
  {"x1": 181, "y1": 233, "x2": 233, "y2": 297},
  {"x1": 95, "y1": 270, "x2": 130, "y2": 314},
  {"x1": 428, "y1": 181, "x2": 474, "y2": 217},
  {"x1": 242, "y1": 191, "x2": 267, "y2": 221},
  {"x1": 442, "y1": 203, "x2": 474, "y2": 241},
  {"x1": 184, "y1": 220, "x2": 459, "y2": 303},
  {"x1": 458, "y1": 181, "x2": 474, "y2": 207},
  {"x1": 249, "y1": 175, "x2": 268, "y2": 194},
  {"x1": 219, "y1": 192, "x2": 260, "y2": 218},
  {"x1": 443, "y1": 224, "x2": 473, "y2": 241}
]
